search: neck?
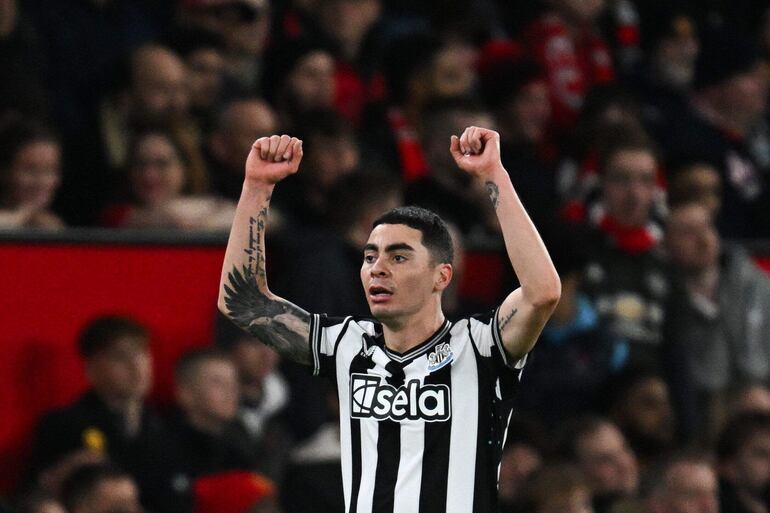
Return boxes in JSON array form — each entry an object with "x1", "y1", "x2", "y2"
[
  {"x1": 381, "y1": 302, "x2": 445, "y2": 354},
  {"x1": 98, "y1": 394, "x2": 143, "y2": 436}
]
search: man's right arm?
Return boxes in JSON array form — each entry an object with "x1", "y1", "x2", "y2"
[{"x1": 217, "y1": 135, "x2": 312, "y2": 365}]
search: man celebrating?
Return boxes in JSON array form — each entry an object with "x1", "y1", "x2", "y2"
[{"x1": 218, "y1": 127, "x2": 560, "y2": 512}]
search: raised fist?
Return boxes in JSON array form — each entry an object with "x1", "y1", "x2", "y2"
[
  {"x1": 245, "y1": 135, "x2": 303, "y2": 185},
  {"x1": 450, "y1": 126, "x2": 503, "y2": 179}
]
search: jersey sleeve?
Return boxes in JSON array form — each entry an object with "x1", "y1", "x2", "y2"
[
  {"x1": 468, "y1": 307, "x2": 528, "y2": 373},
  {"x1": 308, "y1": 314, "x2": 355, "y2": 378}
]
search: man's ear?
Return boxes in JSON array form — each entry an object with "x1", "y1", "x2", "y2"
[{"x1": 434, "y1": 263, "x2": 453, "y2": 292}]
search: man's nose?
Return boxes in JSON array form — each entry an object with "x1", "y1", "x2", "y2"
[{"x1": 370, "y1": 258, "x2": 389, "y2": 276}]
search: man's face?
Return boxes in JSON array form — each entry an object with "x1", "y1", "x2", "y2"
[
  {"x1": 361, "y1": 223, "x2": 451, "y2": 323},
  {"x1": 654, "y1": 17, "x2": 699, "y2": 89},
  {"x1": 5, "y1": 141, "x2": 61, "y2": 210},
  {"x1": 132, "y1": 48, "x2": 190, "y2": 123},
  {"x1": 87, "y1": 336, "x2": 152, "y2": 403},
  {"x1": 508, "y1": 80, "x2": 551, "y2": 143},
  {"x1": 186, "y1": 48, "x2": 225, "y2": 109},
  {"x1": 617, "y1": 377, "x2": 674, "y2": 442},
  {"x1": 182, "y1": 359, "x2": 240, "y2": 425},
  {"x1": 665, "y1": 204, "x2": 720, "y2": 272},
  {"x1": 576, "y1": 423, "x2": 639, "y2": 496},
  {"x1": 217, "y1": 101, "x2": 278, "y2": 170},
  {"x1": 74, "y1": 477, "x2": 142, "y2": 513},
  {"x1": 287, "y1": 51, "x2": 335, "y2": 111},
  {"x1": 601, "y1": 149, "x2": 657, "y2": 227},
  {"x1": 653, "y1": 462, "x2": 718, "y2": 513}
]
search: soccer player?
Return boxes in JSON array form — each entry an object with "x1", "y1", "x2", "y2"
[{"x1": 218, "y1": 126, "x2": 561, "y2": 513}]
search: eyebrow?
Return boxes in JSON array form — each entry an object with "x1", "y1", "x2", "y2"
[{"x1": 363, "y1": 242, "x2": 416, "y2": 253}]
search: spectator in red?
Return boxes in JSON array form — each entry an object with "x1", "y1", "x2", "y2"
[
  {"x1": 102, "y1": 128, "x2": 235, "y2": 230},
  {"x1": 524, "y1": 0, "x2": 615, "y2": 131},
  {"x1": 0, "y1": 115, "x2": 63, "y2": 229},
  {"x1": 575, "y1": 126, "x2": 672, "y2": 368}
]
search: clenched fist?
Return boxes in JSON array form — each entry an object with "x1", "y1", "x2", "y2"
[
  {"x1": 245, "y1": 135, "x2": 303, "y2": 185},
  {"x1": 450, "y1": 126, "x2": 504, "y2": 179}
]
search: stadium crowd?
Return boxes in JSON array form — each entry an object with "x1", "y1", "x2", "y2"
[{"x1": 2, "y1": 0, "x2": 770, "y2": 512}]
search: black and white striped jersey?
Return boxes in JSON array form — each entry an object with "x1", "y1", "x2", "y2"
[{"x1": 308, "y1": 309, "x2": 527, "y2": 513}]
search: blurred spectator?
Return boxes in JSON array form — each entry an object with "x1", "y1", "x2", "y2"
[
  {"x1": 526, "y1": 463, "x2": 594, "y2": 513},
  {"x1": 26, "y1": 316, "x2": 169, "y2": 513},
  {"x1": 665, "y1": 202, "x2": 770, "y2": 441},
  {"x1": 478, "y1": 41, "x2": 559, "y2": 227},
  {"x1": 498, "y1": 418, "x2": 546, "y2": 513},
  {"x1": 100, "y1": 44, "x2": 192, "y2": 170},
  {"x1": 270, "y1": 109, "x2": 360, "y2": 227},
  {"x1": 261, "y1": 39, "x2": 336, "y2": 131},
  {"x1": 405, "y1": 97, "x2": 498, "y2": 238},
  {"x1": 644, "y1": 453, "x2": 719, "y2": 513},
  {"x1": 280, "y1": 381, "x2": 343, "y2": 513},
  {"x1": 518, "y1": 222, "x2": 620, "y2": 427},
  {"x1": 307, "y1": 0, "x2": 383, "y2": 124},
  {"x1": 577, "y1": 127, "x2": 672, "y2": 368},
  {"x1": 559, "y1": 417, "x2": 639, "y2": 513},
  {"x1": 0, "y1": 115, "x2": 63, "y2": 229},
  {"x1": 102, "y1": 128, "x2": 235, "y2": 230},
  {"x1": 170, "y1": 28, "x2": 228, "y2": 132},
  {"x1": 207, "y1": 98, "x2": 279, "y2": 200},
  {"x1": 14, "y1": 490, "x2": 66, "y2": 513},
  {"x1": 368, "y1": 32, "x2": 475, "y2": 182},
  {"x1": 60, "y1": 463, "x2": 143, "y2": 513},
  {"x1": 634, "y1": 7, "x2": 699, "y2": 137},
  {"x1": 163, "y1": 347, "x2": 255, "y2": 510},
  {"x1": 667, "y1": 161, "x2": 722, "y2": 217},
  {"x1": 523, "y1": 0, "x2": 614, "y2": 131},
  {"x1": 660, "y1": 27, "x2": 770, "y2": 238},
  {"x1": 214, "y1": 316, "x2": 290, "y2": 479},
  {"x1": 717, "y1": 412, "x2": 770, "y2": 513},
  {"x1": 175, "y1": 0, "x2": 271, "y2": 95},
  {"x1": 0, "y1": 0, "x2": 48, "y2": 120},
  {"x1": 557, "y1": 88, "x2": 652, "y2": 217},
  {"x1": 606, "y1": 368, "x2": 676, "y2": 467}
]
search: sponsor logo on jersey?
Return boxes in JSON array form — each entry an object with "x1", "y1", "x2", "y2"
[
  {"x1": 427, "y1": 342, "x2": 453, "y2": 372},
  {"x1": 350, "y1": 374, "x2": 451, "y2": 422}
]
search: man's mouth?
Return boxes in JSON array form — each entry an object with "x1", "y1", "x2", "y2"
[{"x1": 368, "y1": 286, "x2": 393, "y2": 303}]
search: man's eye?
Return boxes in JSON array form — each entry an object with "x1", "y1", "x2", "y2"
[
  {"x1": 364, "y1": 255, "x2": 375, "y2": 263},
  {"x1": 394, "y1": 255, "x2": 406, "y2": 262}
]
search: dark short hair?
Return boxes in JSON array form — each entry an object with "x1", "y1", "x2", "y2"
[
  {"x1": 556, "y1": 415, "x2": 613, "y2": 460},
  {"x1": 373, "y1": 206, "x2": 453, "y2": 264},
  {"x1": 78, "y1": 316, "x2": 149, "y2": 359},
  {"x1": 717, "y1": 412, "x2": 770, "y2": 462},
  {"x1": 61, "y1": 462, "x2": 132, "y2": 512},
  {"x1": 0, "y1": 114, "x2": 58, "y2": 171},
  {"x1": 598, "y1": 125, "x2": 658, "y2": 177},
  {"x1": 175, "y1": 346, "x2": 232, "y2": 386}
]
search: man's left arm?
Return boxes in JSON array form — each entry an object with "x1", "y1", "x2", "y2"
[{"x1": 451, "y1": 127, "x2": 561, "y2": 361}]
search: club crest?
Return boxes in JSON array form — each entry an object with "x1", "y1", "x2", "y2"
[{"x1": 427, "y1": 342, "x2": 454, "y2": 372}]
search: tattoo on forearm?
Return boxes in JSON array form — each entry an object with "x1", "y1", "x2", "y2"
[
  {"x1": 485, "y1": 181, "x2": 499, "y2": 209},
  {"x1": 499, "y1": 308, "x2": 518, "y2": 331},
  {"x1": 244, "y1": 207, "x2": 268, "y2": 279},
  {"x1": 223, "y1": 266, "x2": 311, "y2": 364}
]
